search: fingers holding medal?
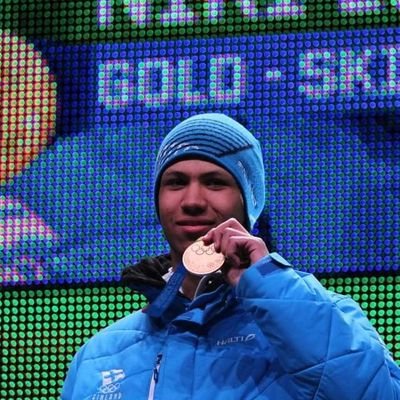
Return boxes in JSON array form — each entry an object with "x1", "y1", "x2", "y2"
[
  {"x1": 182, "y1": 218, "x2": 269, "y2": 284},
  {"x1": 202, "y1": 218, "x2": 269, "y2": 285}
]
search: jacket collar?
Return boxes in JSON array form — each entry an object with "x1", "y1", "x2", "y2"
[
  {"x1": 122, "y1": 255, "x2": 170, "y2": 292},
  {"x1": 121, "y1": 254, "x2": 228, "y2": 323}
]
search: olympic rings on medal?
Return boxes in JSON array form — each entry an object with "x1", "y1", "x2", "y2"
[{"x1": 191, "y1": 242, "x2": 216, "y2": 256}]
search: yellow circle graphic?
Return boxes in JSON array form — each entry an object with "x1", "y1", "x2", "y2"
[{"x1": 1, "y1": 30, "x2": 57, "y2": 185}]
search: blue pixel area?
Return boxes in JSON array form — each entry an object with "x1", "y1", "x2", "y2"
[{"x1": 1, "y1": 28, "x2": 399, "y2": 285}]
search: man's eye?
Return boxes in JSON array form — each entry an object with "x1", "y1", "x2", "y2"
[
  {"x1": 207, "y1": 179, "x2": 227, "y2": 188},
  {"x1": 164, "y1": 178, "x2": 185, "y2": 187}
]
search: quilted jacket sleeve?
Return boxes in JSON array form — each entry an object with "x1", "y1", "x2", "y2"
[
  {"x1": 236, "y1": 253, "x2": 400, "y2": 400},
  {"x1": 61, "y1": 352, "x2": 78, "y2": 399}
]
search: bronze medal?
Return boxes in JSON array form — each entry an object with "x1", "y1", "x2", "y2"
[{"x1": 182, "y1": 239, "x2": 225, "y2": 275}]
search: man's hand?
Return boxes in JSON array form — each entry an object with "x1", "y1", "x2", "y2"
[{"x1": 202, "y1": 218, "x2": 269, "y2": 286}]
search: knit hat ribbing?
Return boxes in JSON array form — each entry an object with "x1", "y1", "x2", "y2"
[{"x1": 154, "y1": 113, "x2": 265, "y2": 229}]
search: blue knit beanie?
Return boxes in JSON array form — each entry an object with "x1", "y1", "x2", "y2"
[{"x1": 154, "y1": 113, "x2": 265, "y2": 230}]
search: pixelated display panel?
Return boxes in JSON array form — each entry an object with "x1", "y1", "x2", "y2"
[
  {"x1": 1, "y1": 2, "x2": 399, "y2": 399},
  {"x1": 1, "y1": 0, "x2": 400, "y2": 42},
  {"x1": 0, "y1": 277, "x2": 398, "y2": 399},
  {"x1": 1, "y1": 28, "x2": 399, "y2": 286}
]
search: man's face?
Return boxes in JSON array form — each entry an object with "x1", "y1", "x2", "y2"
[{"x1": 158, "y1": 159, "x2": 246, "y2": 266}]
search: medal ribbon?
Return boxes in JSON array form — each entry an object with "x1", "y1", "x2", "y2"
[{"x1": 146, "y1": 262, "x2": 187, "y2": 318}]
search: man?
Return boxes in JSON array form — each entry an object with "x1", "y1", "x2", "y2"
[{"x1": 62, "y1": 113, "x2": 400, "y2": 399}]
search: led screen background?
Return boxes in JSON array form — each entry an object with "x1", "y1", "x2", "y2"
[
  {"x1": 0, "y1": 2, "x2": 399, "y2": 285},
  {"x1": 0, "y1": 0, "x2": 400, "y2": 398}
]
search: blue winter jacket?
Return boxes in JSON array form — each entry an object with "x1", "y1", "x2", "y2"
[{"x1": 61, "y1": 253, "x2": 400, "y2": 399}]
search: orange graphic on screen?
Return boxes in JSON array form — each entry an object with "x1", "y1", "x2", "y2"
[
  {"x1": 1, "y1": 31, "x2": 59, "y2": 285},
  {"x1": 0, "y1": 30, "x2": 57, "y2": 185}
]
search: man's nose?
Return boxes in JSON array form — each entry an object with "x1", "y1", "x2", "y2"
[{"x1": 181, "y1": 183, "x2": 207, "y2": 211}]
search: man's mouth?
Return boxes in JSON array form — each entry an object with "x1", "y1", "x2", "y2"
[{"x1": 176, "y1": 220, "x2": 214, "y2": 236}]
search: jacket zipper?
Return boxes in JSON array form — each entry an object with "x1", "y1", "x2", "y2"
[{"x1": 148, "y1": 353, "x2": 163, "y2": 400}]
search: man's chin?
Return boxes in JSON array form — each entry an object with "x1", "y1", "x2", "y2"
[
  {"x1": 167, "y1": 230, "x2": 213, "y2": 262},
  {"x1": 173, "y1": 237, "x2": 200, "y2": 261}
]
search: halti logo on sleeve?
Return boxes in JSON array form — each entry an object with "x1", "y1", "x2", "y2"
[{"x1": 216, "y1": 334, "x2": 256, "y2": 346}]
